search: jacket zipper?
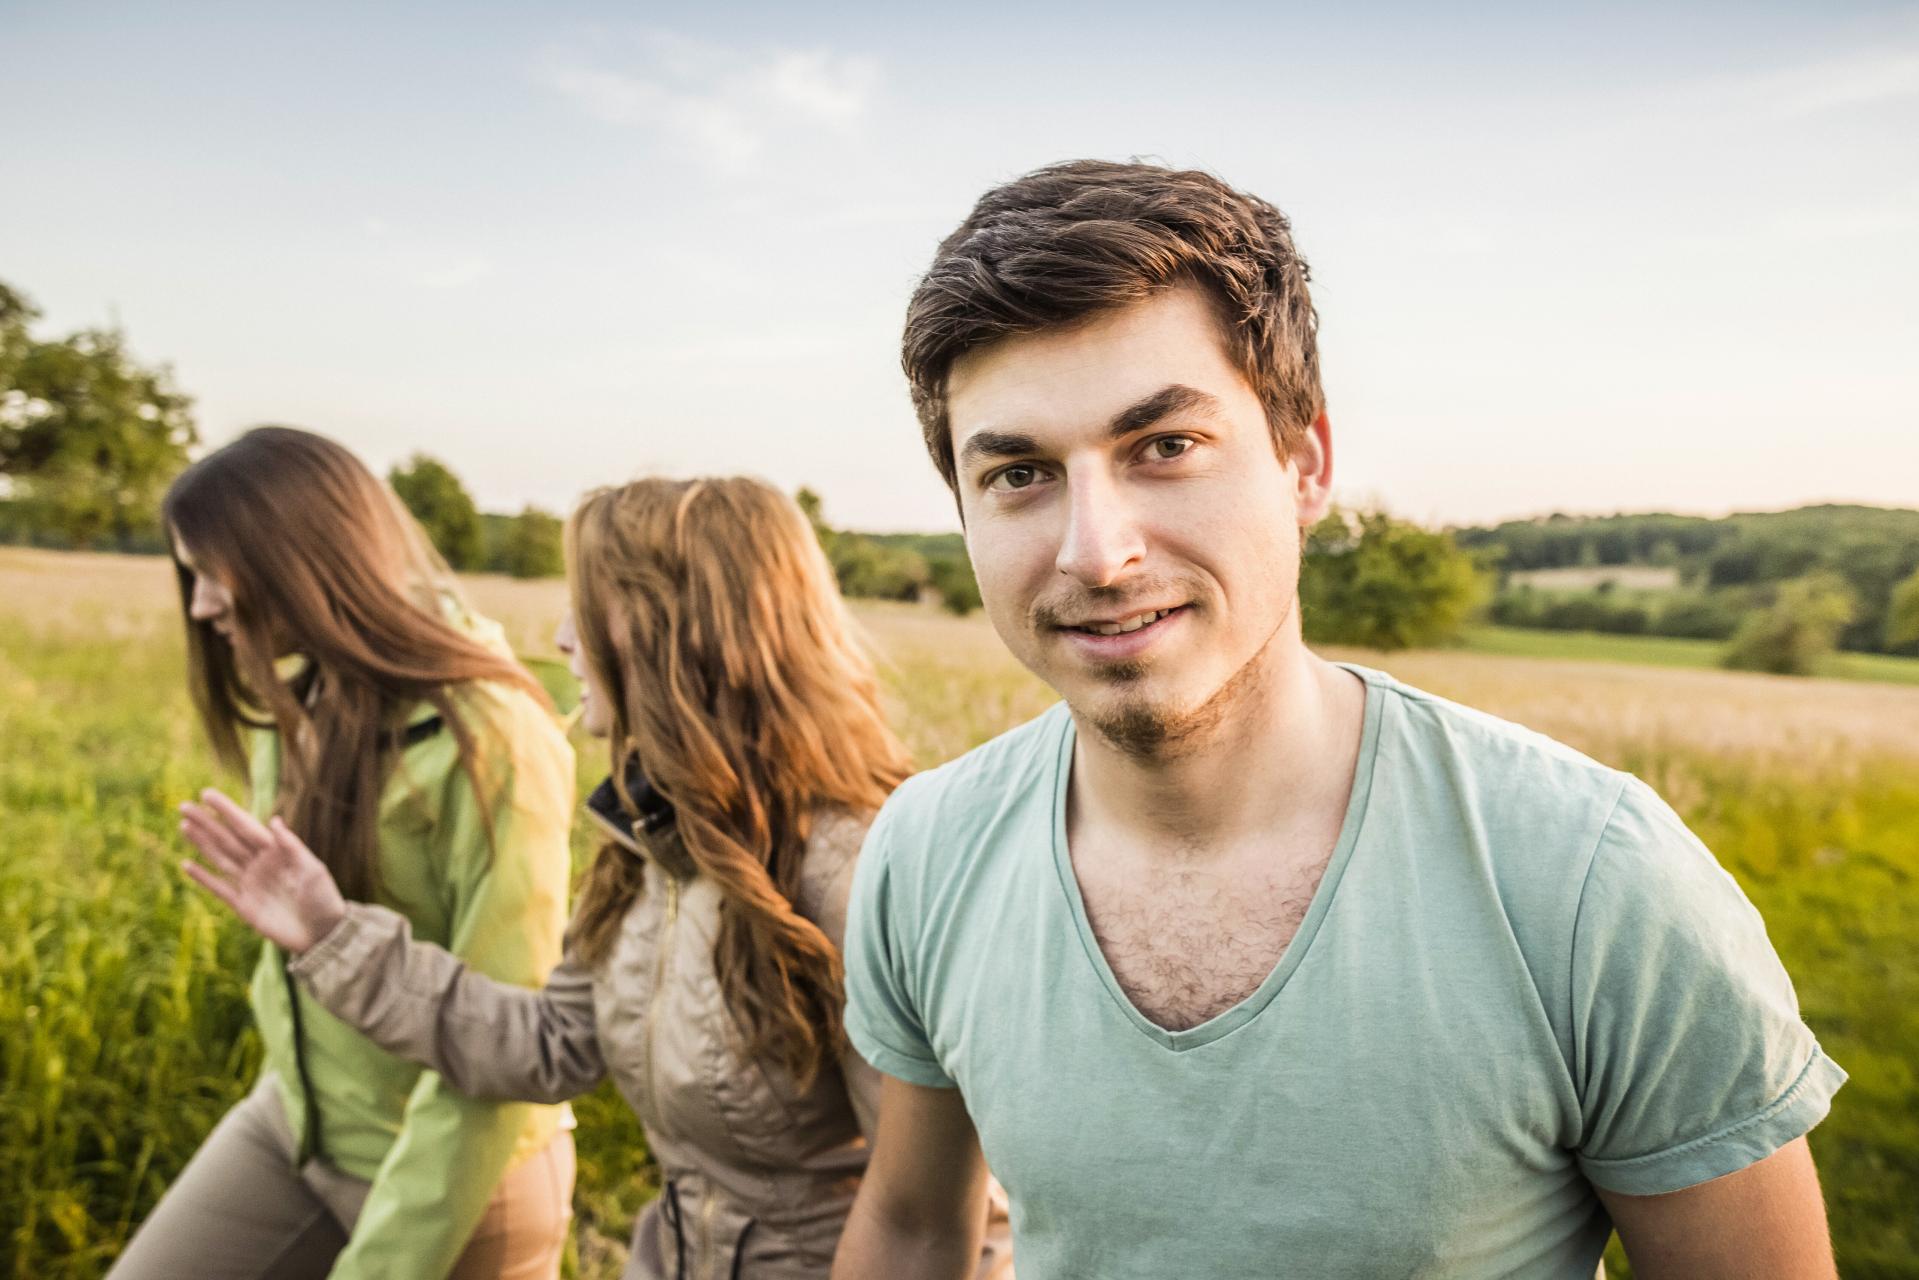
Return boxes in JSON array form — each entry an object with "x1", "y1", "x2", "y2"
[
  {"x1": 646, "y1": 871, "x2": 685, "y2": 1271},
  {"x1": 280, "y1": 952, "x2": 324, "y2": 1163}
]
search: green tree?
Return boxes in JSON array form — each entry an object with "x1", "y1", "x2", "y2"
[
  {"x1": 832, "y1": 537, "x2": 929, "y2": 601},
  {"x1": 1882, "y1": 566, "x2": 1919, "y2": 652},
  {"x1": 795, "y1": 486, "x2": 931, "y2": 602},
  {"x1": 0, "y1": 282, "x2": 35, "y2": 390},
  {"x1": 795, "y1": 486, "x2": 828, "y2": 534},
  {"x1": 1721, "y1": 573, "x2": 1856, "y2": 676},
  {"x1": 388, "y1": 454, "x2": 483, "y2": 570},
  {"x1": 1300, "y1": 508, "x2": 1486, "y2": 650},
  {"x1": 928, "y1": 552, "x2": 983, "y2": 616},
  {"x1": 0, "y1": 281, "x2": 198, "y2": 548},
  {"x1": 497, "y1": 505, "x2": 564, "y2": 579}
]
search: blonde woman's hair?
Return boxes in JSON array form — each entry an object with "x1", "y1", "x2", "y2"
[{"x1": 566, "y1": 476, "x2": 911, "y2": 1087}]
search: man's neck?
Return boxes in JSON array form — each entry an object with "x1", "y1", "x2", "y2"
[{"x1": 1069, "y1": 637, "x2": 1366, "y2": 858}]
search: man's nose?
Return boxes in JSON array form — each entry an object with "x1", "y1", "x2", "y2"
[{"x1": 1054, "y1": 473, "x2": 1145, "y2": 588}]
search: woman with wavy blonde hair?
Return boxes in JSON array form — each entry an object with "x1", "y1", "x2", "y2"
[{"x1": 181, "y1": 475, "x2": 1010, "y2": 1279}]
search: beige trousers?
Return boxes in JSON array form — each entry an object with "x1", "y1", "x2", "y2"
[{"x1": 106, "y1": 1076, "x2": 574, "y2": 1280}]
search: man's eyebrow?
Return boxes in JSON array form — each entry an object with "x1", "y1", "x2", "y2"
[
  {"x1": 1108, "y1": 384, "x2": 1221, "y2": 438},
  {"x1": 955, "y1": 385, "x2": 1219, "y2": 472},
  {"x1": 957, "y1": 429, "x2": 1040, "y2": 470}
]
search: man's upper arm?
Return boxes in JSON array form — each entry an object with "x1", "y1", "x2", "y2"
[
  {"x1": 1599, "y1": 1136, "x2": 1835, "y2": 1279},
  {"x1": 841, "y1": 797, "x2": 959, "y2": 1088},
  {"x1": 1570, "y1": 780, "x2": 1845, "y2": 1195}
]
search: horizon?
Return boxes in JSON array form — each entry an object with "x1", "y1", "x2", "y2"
[{"x1": 6, "y1": 3, "x2": 1916, "y2": 534}]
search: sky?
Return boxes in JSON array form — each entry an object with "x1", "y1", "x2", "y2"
[{"x1": 5, "y1": 1, "x2": 1916, "y2": 532}]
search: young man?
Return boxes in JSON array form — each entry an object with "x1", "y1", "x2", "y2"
[{"x1": 833, "y1": 161, "x2": 1845, "y2": 1279}]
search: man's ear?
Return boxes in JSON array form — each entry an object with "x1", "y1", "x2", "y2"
[{"x1": 1291, "y1": 411, "x2": 1335, "y2": 526}]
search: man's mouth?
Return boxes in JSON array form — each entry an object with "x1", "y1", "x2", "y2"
[{"x1": 1061, "y1": 604, "x2": 1188, "y2": 636}]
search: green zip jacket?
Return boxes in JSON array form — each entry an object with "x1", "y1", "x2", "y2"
[{"x1": 245, "y1": 660, "x2": 574, "y2": 1280}]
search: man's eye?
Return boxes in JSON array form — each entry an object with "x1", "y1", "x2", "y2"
[
  {"x1": 1149, "y1": 436, "x2": 1193, "y2": 460},
  {"x1": 989, "y1": 465, "x2": 1041, "y2": 491}
]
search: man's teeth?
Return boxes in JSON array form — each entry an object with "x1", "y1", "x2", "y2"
[{"x1": 1083, "y1": 609, "x2": 1170, "y2": 636}]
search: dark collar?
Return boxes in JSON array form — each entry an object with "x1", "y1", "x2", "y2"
[{"x1": 584, "y1": 755, "x2": 678, "y2": 858}]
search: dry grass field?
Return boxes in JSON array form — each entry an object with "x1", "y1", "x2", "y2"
[
  {"x1": 1507, "y1": 565, "x2": 1684, "y2": 593},
  {"x1": 4, "y1": 546, "x2": 1916, "y2": 1277}
]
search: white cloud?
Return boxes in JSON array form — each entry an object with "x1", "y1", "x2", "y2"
[
  {"x1": 1659, "y1": 47, "x2": 1919, "y2": 123},
  {"x1": 762, "y1": 49, "x2": 876, "y2": 123},
  {"x1": 536, "y1": 31, "x2": 879, "y2": 172}
]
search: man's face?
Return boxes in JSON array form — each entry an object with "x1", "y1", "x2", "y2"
[{"x1": 948, "y1": 285, "x2": 1333, "y2": 754}]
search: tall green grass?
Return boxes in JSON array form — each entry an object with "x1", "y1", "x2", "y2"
[
  {"x1": 4, "y1": 615, "x2": 1915, "y2": 1276},
  {"x1": 0, "y1": 626, "x2": 653, "y2": 1277}
]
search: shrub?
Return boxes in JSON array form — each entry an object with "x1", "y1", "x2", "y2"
[
  {"x1": 1721, "y1": 574, "x2": 1855, "y2": 676},
  {"x1": 1301, "y1": 508, "x2": 1485, "y2": 650}
]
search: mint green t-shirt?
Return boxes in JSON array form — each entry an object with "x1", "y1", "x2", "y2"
[{"x1": 844, "y1": 664, "x2": 1844, "y2": 1279}]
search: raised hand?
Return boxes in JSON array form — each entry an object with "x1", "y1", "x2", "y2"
[{"x1": 178, "y1": 788, "x2": 347, "y2": 954}]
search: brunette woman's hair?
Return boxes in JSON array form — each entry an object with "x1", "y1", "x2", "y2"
[
  {"x1": 163, "y1": 426, "x2": 548, "y2": 901},
  {"x1": 566, "y1": 476, "x2": 912, "y2": 1087}
]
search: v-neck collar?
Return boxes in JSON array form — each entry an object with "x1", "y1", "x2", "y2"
[{"x1": 1047, "y1": 663, "x2": 1387, "y2": 1052}]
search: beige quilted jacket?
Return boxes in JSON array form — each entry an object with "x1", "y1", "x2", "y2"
[{"x1": 291, "y1": 801, "x2": 1011, "y2": 1280}]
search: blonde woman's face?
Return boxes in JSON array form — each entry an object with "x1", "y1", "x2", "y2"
[{"x1": 554, "y1": 611, "x2": 613, "y2": 738}]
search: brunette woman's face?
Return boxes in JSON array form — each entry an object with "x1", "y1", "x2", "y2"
[
  {"x1": 554, "y1": 611, "x2": 613, "y2": 737},
  {"x1": 171, "y1": 532, "x2": 237, "y2": 642}
]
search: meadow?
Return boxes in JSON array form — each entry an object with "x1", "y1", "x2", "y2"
[{"x1": 3, "y1": 547, "x2": 1916, "y2": 1277}]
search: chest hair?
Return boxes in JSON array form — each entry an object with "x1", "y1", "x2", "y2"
[{"x1": 1076, "y1": 848, "x2": 1334, "y2": 1032}]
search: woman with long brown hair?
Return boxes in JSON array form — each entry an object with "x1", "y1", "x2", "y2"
[
  {"x1": 116, "y1": 426, "x2": 578, "y2": 1280},
  {"x1": 178, "y1": 476, "x2": 1009, "y2": 1278}
]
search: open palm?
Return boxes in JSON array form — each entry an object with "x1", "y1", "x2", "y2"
[{"x1": 177, "y1": 788, "x2": 346, "y2": 954}]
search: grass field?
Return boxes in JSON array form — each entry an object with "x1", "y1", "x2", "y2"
[
  {"x1": 4, "y1": 549, "x2": 1917, "y2": 1277},
  {"x1": 1506, "y1": 565, "x2": 1683, "y2": 593},
  {"x1": 1461, "y1": 623, "x2": 1919, "y2": 687}
]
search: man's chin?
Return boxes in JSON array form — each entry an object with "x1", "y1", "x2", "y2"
[{"x1": 1065, "y1": 684, "x2": 1205, "y2": 759}]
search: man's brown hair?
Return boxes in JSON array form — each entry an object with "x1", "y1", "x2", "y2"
[{"x1": 902, "y1": 158, "x2": 1325, "y2": 488}]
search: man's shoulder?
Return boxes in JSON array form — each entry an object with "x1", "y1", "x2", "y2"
[
  {"x1": 1359, "y1": 663, "x2": 1627, "y2": 812},
  {"x1": 1352, "y1": 663, "x2": 1641, "y2": 923}
]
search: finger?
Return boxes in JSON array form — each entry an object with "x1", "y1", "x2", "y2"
[
  {"x1": 180, "y1": 807, "x2": 255, "y2": 875},
  {"x1": 268, "y1": 817, "x2": 322, "y2": 868},
  {"x1": 180, "y1": 858, "x2": 244, "y2": 912},
  {"x1": 199, "y1": 789, "x2": 275, "y2": 850}
]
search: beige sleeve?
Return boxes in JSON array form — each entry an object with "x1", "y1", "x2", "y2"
[
  {"x1": 798, "y1": 812, "x2": 886, "y2": 1142},
  {"x1": 289, "y1": 900, "x2": 607, "y2": 1103},
  {"x1": 803, "y1": 809, "x2": 1016, "y2": 1278}
]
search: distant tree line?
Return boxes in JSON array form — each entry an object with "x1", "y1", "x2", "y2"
[
  {"x1": 797, "y1": 488, "x2": 982, "y2": 615},
  {"x1": 16, "y1": 271, "x2": 1905, "y2": 676},
  {"x1": 387, "y1": 454, "x2": 563, "y2": 579},
  {"x1": 1457, "y1": 506, "x2": 1919, "y2": 663}
]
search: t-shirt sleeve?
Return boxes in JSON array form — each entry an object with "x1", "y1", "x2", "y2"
[
  {"x1": 842, "y1": 801, "x2": 959, "y2": 1089},
  {"x1": 1570, "y1": 778, "x2": 1846, "y2": 1195}
]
